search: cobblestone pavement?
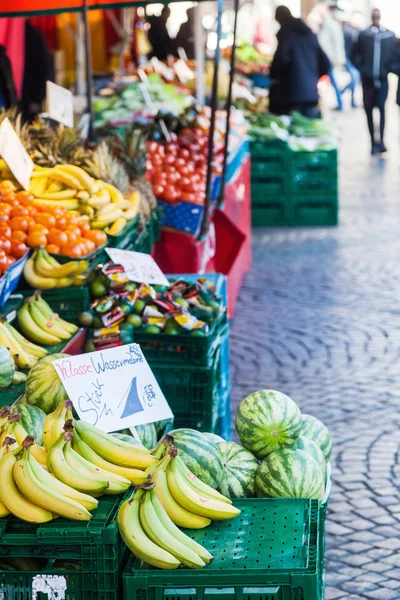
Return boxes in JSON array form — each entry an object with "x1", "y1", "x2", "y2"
[{"x1": 230, "y1": 100, "x2": 400, "y2": 599}]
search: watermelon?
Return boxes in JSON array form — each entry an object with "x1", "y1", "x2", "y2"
[
  {"x1": 217, "y1": 441, "x2": 258, "y2": 498},
  {"x1": 0, "y1": 346, "x2": 15, "y2": 389},
  {"x1": 111, "y1": 433, "x2": 143, "y2": 446},
  {"x1": 236, "y1": 390, "x2": 302, "y2": 459},
  {"x1": 25, "y1": 354, "x2": 68, "y2": 414},
  {"x1": 294, "y1": 436, "x2": 326, "y2": 472},
  {"x1": 132, "y1": 423, "x2": 157, "y2": 449},
  {"x1": 255, "y1": 448, "x2": 325, "y2": 500},
  {"x1": 300, "y1": 414, "x2": 332, "y2": 460},
  {"x1": 154, "y1": 418, "x2": 174, "y2": 439},
  {"x1": 13, "y1": 404, "x2": 46, "y2": 446},
  {"x1": 169, "y1": 428, "x2": 224, "y2": 489},
  {"x1": 203, "y1": 432, "x2": 225, "y2": 444}
]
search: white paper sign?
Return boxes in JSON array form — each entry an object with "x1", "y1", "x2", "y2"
[
  {"x1": 0, "y1": 118, "x2": 34, "y2": 190},
  {"x1": 106, "y1": 248, "x2": 170, "y2": 286},
  {"x1": 46, "y1": 81, "x2": 74, "y2": 127},
  {"x1": 53, "y1": 344, "x2": 173, "y2": 432}
]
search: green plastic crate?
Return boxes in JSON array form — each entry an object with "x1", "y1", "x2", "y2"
[
  {"x1": 123, "y1": 497, "x2": 323, "y2": 600},
  {"x1": 291, "y1": 199, "x2": 338, "y2": 226},
  {"x1": 152, "y1": 348, "x2": 221, "y2": 432},
  {"x1": 19, "y1": 286, "x2": 90, "y2": 324},
  {"x1": 289, "y1": 149, "x2": 337, "y2": 181},
  {"x1": 136, "y1": 310, "x2": 227, "y2": 367},
  {"x1": 0, "y1": 493, "x2": 130, "y2": 600},
  {"x1": 252, "y1": 205, "x2": 290, "y2": 227},
  {"x1": 252, "y1": 179, "x2": 287, "y2": 202},
  {"x1": 250, "y1": 140, "x2": 288, "y2": 179},
  {"x1": 250, "y1": 139, "x2": 287, "y2": 159},
  {"x1": 291, "y1": 179, "x2": 338, "y2": 199}
]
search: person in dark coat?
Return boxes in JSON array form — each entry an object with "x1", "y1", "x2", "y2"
[
  {"x1": 341, "y1": 13, "x2": 362, "y2": 108},
  {"x1": 21, "y1": 21, "x2": 53, "y2": 122},
  {"x1": 0, "y1": 45, "x2": 17, "y2": 110},
  {"x1": 147, "y1": 6, "x2": 175, "y2": 61},
  {"x1": 351, "y1": 8, "x2": 396, "y2": 154},
  {"x1": 269, "y1": 5, "x2": 331, "y2": 117},
  {"x1": 175, "y1": 7, "x2": 195, "y2": 60}
]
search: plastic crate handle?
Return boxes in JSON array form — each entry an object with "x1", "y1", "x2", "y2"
[{"x1": 161, "y1": 587, "x2": 281, "y2": 600}]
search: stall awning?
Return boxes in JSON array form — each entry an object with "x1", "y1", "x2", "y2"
[{"x1": 0, "y1": 0, "x2": 181, "y2": 17}]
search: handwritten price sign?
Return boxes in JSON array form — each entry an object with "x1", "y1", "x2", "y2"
[
  {"x1": 106, "y1": 249, "x2": 169, "y2": 286},
  {"x1": 46, "y1": 81, "x2": 74, "y2": 128},
  {"x1": 53, "y1": 344, "x2": 173, "y2": 432},
  {"x1": 0, "y1": 118, "x2": 34, "y2": 190}
]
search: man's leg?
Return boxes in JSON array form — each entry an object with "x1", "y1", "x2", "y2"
[
  {"x1": 362, "y1": 78, "x2": 378, "y2": 152},
  {"x1": 329, "y1": 68, "x2": 343, "y2": 110},
  {"x1": 378, "y1": 79, "x2": 389, "y2": 152}
]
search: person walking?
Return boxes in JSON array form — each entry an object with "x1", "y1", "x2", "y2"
[
  {"x1": 351, "y1": 8, "x2": 396, "y2": 154},
  {"x1": 146, "y1": 6, "x2": 174, "y2": 61},
  {"x1": 341, "y1": 12, "x2": 363, "y2": 108},
  {"x1": 316, "y1": 2, "x2": 346, "y2": 111},
  {"x1": 269, "y1": 6, "x2": 331, "y2": 117}
]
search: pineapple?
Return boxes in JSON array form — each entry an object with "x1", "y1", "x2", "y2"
[
  {"x1": 81, "y1": 141, "x2": 130, "y2": 194},
  {"x1": 28, "y1": 121, "x2": 82, "y2": 167},
  {"x1": 108, "y1": 127, "x2": 148, "y2": 181}
]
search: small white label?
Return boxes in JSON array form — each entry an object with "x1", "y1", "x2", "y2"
[
  {"x1": 106, "y1": 249, "x2": 170, "y2": 287},
  {"x1": 32, "y1": 574, "x2": 67, "y2": 600},
  {"x1": 53, "y1": 344, "x2": 173, "y2": 432},
  {"x1": 0, "y1": 118, "x2": 34, "y2": 190},
  {"x1": 46, "y1": 81, "x2": 74, "y2": 127}
]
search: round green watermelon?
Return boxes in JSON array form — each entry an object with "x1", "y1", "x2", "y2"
[
  {"x1": 0, "y1": 346, "x2": 15, "y2": 389},
  {"x1": 133, "y1": 423, "x2": 158, "y2": 449},
  {"x1": 217, "y1": 441, "x2": 258, "y2": 498},
  {"x1": 13, "y1": 404, "x2": 46, "y2": 446},
  {"x1": 294, "y1": 436, "x2": 326, "y2": 472},
  {"x1": 154, "y1": 418, "x2": 174, "y2": 439},
  {"x1": 203, "y1": 432, "x2": 225, "y2": 444},
  {"x1": 300, "y1": 414, "x2": 332, "y2": 461},
  {"x1": 236, "y1": 390, "x2": 302, "y2": 459},
  {"x1": 169, "y1": 428, "x2": 224, "y2": 489},
  {"x1": 255, "y1": 448, "x2": 325, "y2": 500},
  {"x1": 111, "y1": 433, "x2": 143, "y2": 446},
  {"x1": 25, "y1": 354, "x2": 69, "y2": 414}
]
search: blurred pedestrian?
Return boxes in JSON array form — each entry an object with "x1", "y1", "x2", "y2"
[
  {"x1": 351, "y1": 8, "x2": 396, "y2": 154},
  {"x1": 0, "y1": 45, "x2": 17, "y2": 110},
  {"x1": 21, "y1": 20, "x2": 53, "y2": 122},
  {"x1": 316, "y1": 2, "x2": 346, "y2": 111},
  {"x1": 147, "y1": 6, "x2": 174, "y2": 61},
  {"x1": 341, "y1": 11, "x2": 363, "y2": 108},
  {"x1": 175, "y1": 7, "x2": 195, "y2": 60},
  {"x1": 269, "y1": 5, "x2": 330, "y2": 117}
]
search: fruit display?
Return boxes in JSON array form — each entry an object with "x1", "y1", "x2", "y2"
[
  {"x1": 216, "y1": 441, "x2": 258, "y2": 499},
  {"x1": 17, "y1": 294, "x2": 79, "y2": 346},
  {"x1": 0, "y1": 345, "x2": 17, "y2": 389},
  {"x1": 23, "y1": 249, "x2": 89, "y2": 289},
  {"x1": 300, "y1": 414, "x2": 332, "y2": 461},
  {"x1": 0, "y1": 319, "x2": 47, "y2": 371},
  {"x1": 83, "y1": 265, "x2": 225, "y2": 351},
  {"x1": 25, "y1": 353, "x2": 68, "y2": 413}
]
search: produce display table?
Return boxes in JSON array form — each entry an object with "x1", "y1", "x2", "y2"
[{"x1": 153, "y1": 142, "x2": 252, "y2": 318}]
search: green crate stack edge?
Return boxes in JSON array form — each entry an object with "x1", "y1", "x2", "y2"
[
  {"x1": 123, "y1": 497, "x2": 326, "y2": 600},
  {"x1": 0, "y1": 493, "x2": 131, "y2": 600},
  {"x1": 150, "y1": 273, "x2": 231, "y2": 439},
  {"x1": 250, "y1": 140, "x2": 338, "y2": 227}
]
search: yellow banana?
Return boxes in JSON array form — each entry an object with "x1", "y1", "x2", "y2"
[
  {"x1": 32, "y1": 198, "x2": 79, "y2": 210},
  {"x1": 31, "y1": 168, "x2": 53, "y2": 178},
  {"x1": 28, "y1": 299, "x2": 71, "y2": 342},
  {"x1": 75, "y1": 421, "x2": 157, "y2": 469},
  {"x1": 45, "y1": 181, "x2": 64, "y2": 193},
  {"x1": 140, "y1": 490, "x2": 206, "y2": 568},
  {"x1": 56, "y1": 277, "x2": 76, "y2": 289},
  {"x1": 114, "y1": 200, "x2": 132, "y2": 210},
  {"x1": 123, "y1": 207, "x2": 139, "y2": 221},
  {"x1": 129, "y1": 190, "x2": 141, "y2": 208},
  {"x1": 175, "y1": 455, "x2": 232, "y2": 505},
  {"x1": 0, "y1": 501, "x2": 10, "y2": 517},
  {"x1": 50, "y1": 167, "x2": 83, "y2": 190},
  {"x1": 0, "y1": 322, "x2": 33, "y2": 369},
  {"x1": 47, "y1": 433, "x2": 109, "y2": 494},
  {"x1": 13, "y1": 422, "x2": 48, "y2": 466},
  {"x1": 0, "y1": 447, "x2": 53, "y2": 523},
  {"x1": 117, "y1": 488, "x2": 180, "y2": 570},
  {"x1": 34, "y1": 250, "x2": 80, "y2": 279},
  {"x1": 79, "y1": 205, "x2": 95, "y2": 219},
  {"x1": 23, "y1": 253, "x2": 61, "y2": 290},
  {"x1": 56, "y1": 165, "x2": 95, "y2": 194},
  {"x1": 151, "y1": 491, "x2": 214, "y2": 564},
  {"x1": 40, "y1": 189, "x2": 77, "y2": 200},
  {"x1": 102, "y1": 182, "x2": 125, "y2": 204},
  {"x1": 108, "y1": 217, "x2": 127, "y2": 236},
  {"x1": 91, "y1": 210, "x2": 124, "y2": 229},
  {"x1": 14, "y1": 448, "x2": 92, "y2": 521},
  {"x1": 87, "y1": 195, "x2": 110, "y2": 209},
  {"x1": 2, "y1": 321, "x2": 47, "y2": 360},
  {"x1": 29, "y1": 453, "x2": 98, "y2": 511},
  {"x1": 149, "y1": 453, "x2": 211, "y2": 529},
  {"x1": 42, "y1": 400, "x2": 70, "y2": 451},
  {"x1": 96, "y1": 203, "x2": 119, "y2": 218},
  {"x1": 29, "y1": 176, "x2": 48, "y2": 197},
  {"x1": 167, "y1": 452, "x2": 241, "y2": 521},
  {"x1": 32, "y1": 295, "x2": 78, "y2": 337},
  {"x1": 17, "y1": 302, "x2": 62, "y2": 346},
  {"x1": 72, "y1": 431, "x2": 150, "y2": 485}
]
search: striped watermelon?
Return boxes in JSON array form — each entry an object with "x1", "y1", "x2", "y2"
[
  {"x1": 132, "y1": 423, "x2": 157, "y2": 449},
  {"x1": 203, "y1": 432, "x2": 225, "y2": 444},
  {"x1": 294, "y1": 436, "x2": 326, "y2": 472},
  {"x1": 255, "y1": 448, "x2": 325, "y2": 500},
  {"x1": 111, "y1": 433, "x2": 143, "y2": 446},
  {"x1": 0, "y1": 346, "x2": 15, "y2": 389},
  {"x1": 154, "y1": 418, "x2": 174, "y2": 439},
  {"x1": 169, "y1": 428, "x2": 224, "y2": 489},
  {"x1": 217, "y1": 441, "x2": 258, "y2": 498},
  {"x1": 236, "y1": 390, "x2": 302, "y2": 459},
  {"x1": 13, "y1": 404, "x2": 46, "y2": 446},
  {"x1": 300, "y1": 414, "x2": 332, "y2": 460},
  {"x1": 25, "y1": 354, "x2": 69, "y2": 414}
]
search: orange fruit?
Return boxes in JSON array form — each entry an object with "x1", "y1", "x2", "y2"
[
  {"x1": 10, "y1": 206, "x2": 29, "y2": 218},
  {"x1": 47, "y1": 229, "x2": 68, "y2": 247},
  {"x1": 36, "y1": 213, "x2": 56, "y2": 229},
  {"x1": 9, "y1": 217, "x2": 29, "y2": 232},
  {"x1": 60, "y1": 243, "x2": 82, "y2": 258},
  {"x1": 26, "y1": 231, "x2": 48, "y2": 248},
  {"x1": 85, "y1": 229, "x2": 107, "y2": 247},
  {"x1": 46, "y1": 244, "x2": 61, "y2": 254},
  {"x1": 11, "y1": 230, "x2": 27, "y2": 243},
  {"x1": 29, "y1": 223, "x2": 49, "y2": 235}
]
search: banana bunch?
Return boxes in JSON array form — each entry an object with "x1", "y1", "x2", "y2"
[
  {"x1": 118, "y1": 444, "x2": 241, "y2": 570},
  {"x1": 30, "y1": 165, "x2": 140, "y2": 233},
  {"x1": 17, "y1": 294, "x2": 78, "y2": 347},
  {"x1": 0, "y1": 411, "x2": 48, "y2": 466},
  {"x1": 0, "y1": 319, "x2": 47, "y2": 370},
  {"x1": 23, "y1": 249, "x2": 89, "y2": 290}
]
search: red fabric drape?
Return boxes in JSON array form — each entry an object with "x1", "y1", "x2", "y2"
[
  {"x1": 29, "y1": 15, "x2": 58, "y2": 51},
  {"x1": 0, "y1": 17, "x2": 25, "y2": 98}
]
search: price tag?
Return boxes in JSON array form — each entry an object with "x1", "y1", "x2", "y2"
[
  {"x1": 46, "y1": 81, "x2": 74, "y2": 127},
  {"x1": 53, "y1": 345, "x2": 173, "y2": 432},
  {"x1": 106, "y1": 248, "x2": 170, "y2": 286},
  {"x1": 0, "y1": 118, "x2": 34, "y2": 190}
]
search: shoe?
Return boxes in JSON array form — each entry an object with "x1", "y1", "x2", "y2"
[
  {"x1": 333, "y1": 106, "x2": 343, "y2": 111},
  {"x1": 378, "y1": 142, "x2": 387, "y2": 153},
  {"x1": 371, "y1": 143, "x2": 380, "y2": 155},
  {"x1": 351, "y1": 102, "x2": 358, "y2": 109}
]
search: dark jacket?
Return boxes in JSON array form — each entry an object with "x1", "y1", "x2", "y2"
[
  {"x1": 147, "y1": 16, "x2": 174, "y2": 61},
  {"x1": 343, "y1": 24, "x2": 360, "y2": 61},
  {"x1": 21, "y1": 22, "x2": 52, "y2": 121},
  {"x1": 0, "y1": 46, "x2": 17, "y2": 109},
  {"x1": 175, "y1": 9, "x2": 195, "y2": 60},
  {"x1": 351, "y1": 25, "x2": 396, "y2": 82},
  {"x1": 390, "y1": 39, "x2": 400, "y2": 105},
  {"x1": 269, "y1": 18, "x2": 331, "y2": 114}
]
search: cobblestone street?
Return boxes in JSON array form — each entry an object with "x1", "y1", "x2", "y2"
[{"x1": 231, "y1": 99, "x2": 400, "y2": 599}]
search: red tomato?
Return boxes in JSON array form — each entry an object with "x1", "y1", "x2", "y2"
[
  {"x1": 181, "y1": 192, "x2": 197, "y2": 203},
  {"x1": 153, "y1": 185, "x2": 165, "y2": 197},
  {"x1": 0, "y1": 254, "x2": 7, "y2": 275},
  {"x1": 1, "y1": 239, "x2": 11, "y2": 255},
  {"x1": 10, "y1": 240, "x2": 27, "y2": 259},
  {"x1": 162, "y1": 186, "x2": 178, "y2": 202},
  {"x1": 178, "y1": 148, "x2": 190, "y2": 160}
]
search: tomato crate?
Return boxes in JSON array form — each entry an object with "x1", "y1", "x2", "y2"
[
  {"x1": 123, "y1": 497, "x2": 323, "y2": 600},
  {"x1": 152, "y1": 347, "x2": 221, "y2": 433},
  {"x1": 0, "y1": 493, "x2": 130, "y2": 600},
  {"x1": 18, "y1": 286, "x2": 90, "y2": 324}
]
